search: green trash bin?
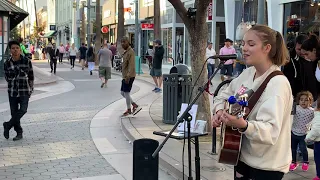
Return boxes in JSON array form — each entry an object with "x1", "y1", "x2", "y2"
[{"x1": 163, "y1": 64, "x2": 192, "y2": 124}]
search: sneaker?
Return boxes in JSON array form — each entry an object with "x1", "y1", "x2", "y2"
[
  {"x1": 302, "y1": 163, "x2": 309, "y2": 171},
  {"x1": 155, "y1": 88, "x2": 162, "y2": 93},
  {"x1": 101, "y1": 83, "x2": 105, "y2": 88},
  {"x1": 122, "y1": 109, "x2": 132, "y2": 117},
  {"x1": 289, "y1": 163, "x2": 299, "y2": 171},
  {"x1": 152, "y1": 87, "x2": 158, "y2": 92},
  {"x1": 3, "y1": 122, "x2": 9, "y2": 140},
  {"x1": 132, "y1": 104, "x2": 142, "y2": 116},
  {"x1": 313, "y1": 176, "x2": 320, "y2": 180}
]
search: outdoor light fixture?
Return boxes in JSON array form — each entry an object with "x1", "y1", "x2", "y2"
[{"x1": 187, "y1": 8, "x2": 197, "y2": 19}]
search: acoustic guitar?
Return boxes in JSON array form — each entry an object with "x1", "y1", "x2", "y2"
[
  {"x1": 218, "y1": 94, "x2": 249, "y2": 166},
  {"x1": 217, "y1": 71, "x2": 284, "y2": 166}
]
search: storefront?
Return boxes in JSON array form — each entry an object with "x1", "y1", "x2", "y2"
[
  {"x1": 282, "y1": 0, "x2": 320, "y2": 43},
  {"x1": 160, "y1": 0, "x2": 226, "y2": 67}
]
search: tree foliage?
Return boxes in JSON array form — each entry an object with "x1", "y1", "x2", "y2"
[
  {"x1": 30, "y1": 25, "x2": 45, "y2": 41},
  {"x1": 10, "y1": 27, "x2": 21, "y2": 41}
]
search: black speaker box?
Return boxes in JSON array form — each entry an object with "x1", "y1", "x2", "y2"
[{"x1": 133, "y1": 138, "x2": 159, "y2": 180}]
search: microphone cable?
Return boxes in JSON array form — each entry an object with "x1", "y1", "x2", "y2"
[{"x1": 182, "y1": 56, "x2": 213, "y2": 180}]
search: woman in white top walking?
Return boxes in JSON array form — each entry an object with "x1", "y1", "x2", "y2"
[{"x1": 69, "y1": 43, "x2": 78, "y2": 69}]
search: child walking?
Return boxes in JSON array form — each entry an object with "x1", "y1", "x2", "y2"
[
  {"x1": 306, "y1": 97, "x2": 320, "y2": 180},
  {"x1": 290, "y1": 91, "x2": 315, "y2": 172}
]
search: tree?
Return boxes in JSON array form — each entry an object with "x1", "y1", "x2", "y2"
[
  {"x1": 30, "y1": 25, "x2": 45, "y2": 44},
  {"x1": 168, "y1": 0, "x2": 212, "y2": 130},
  {"x1": 10, "y1": 27, "x2": 21, "y2": 41},
  {"x1": 33, "y1": 0, "x2": 39, "y2": 48},
  {"x1": 153, "y1": 0, "x2": 161, "y2": 39},
  {"x1": 95, "y1": 0, "x2": 102, "y2": 64},
  {"x1": 117, "y1": 0, "x2": 125, "y2": 53}
]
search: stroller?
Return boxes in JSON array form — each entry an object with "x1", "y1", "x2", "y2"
[{"x1": 114, "y1": 55, "x2": 122, "y2": 72}]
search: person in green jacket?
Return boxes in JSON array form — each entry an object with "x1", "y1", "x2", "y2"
[{"x1": 18, "y1": 37, "x2": 30, "y2": 58}]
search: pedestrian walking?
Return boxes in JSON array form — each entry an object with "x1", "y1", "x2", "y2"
[
  {"x1": 46, "y1": 41, "x2": 53, "y2": 63},
  {"x1": 150, "y1": 39, "x2": 164, "y2": 93},
  {"x1": 58, "y1": 43, "x2": 65, "y2": 64},
  {"x1": 49, "y1": 43, "x2": 59, "y2": 74},
  {"x1": 69, "y1": 43, "x2": 78, "y2": 69},
  {"x1": 3, "y1": 40, "x2": 34, "y2": 141},
  {"x1": 98, "y1": 44, "x2": 112, "y2": 87},
  {"x1": 87, "y1": 46, "x2": 95, "y2": 75},
  {"x1": 219, "y1": 38, "x2": 236, "y2": 81},
  {"x1": 206, "y1": 42, "x2": 216, "y2": 85},
  {"x1": 79, "y1": 43, "x2": 87, "y2": 70},
  {"x1": 120, "y1": 37, "x2": 142, "y2": 116}
]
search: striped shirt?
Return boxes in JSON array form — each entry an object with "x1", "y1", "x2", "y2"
[{"x1": 4, "y1": 55, "x2": 34, "y2": 97}]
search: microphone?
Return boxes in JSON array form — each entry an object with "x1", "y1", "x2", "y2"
[{"x1": 209, "y1": 54, "x2": 239, "y2": 60}]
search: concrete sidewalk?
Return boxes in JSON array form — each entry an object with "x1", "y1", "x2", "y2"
[{"x1": 0, "y1": 62, "x2": 58, "y2": 89}]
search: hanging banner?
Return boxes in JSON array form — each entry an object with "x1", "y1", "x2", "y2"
[{"x1": 207, "y1": 2, "x2": 213, "y2": 21}]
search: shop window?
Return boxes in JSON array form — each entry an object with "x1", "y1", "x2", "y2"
[
  {"x1": 283, "y1": 1, "x2": 319, "y2": 44},
  {"x1": 161, "y1": 8, "x2": 173, "y2": 24},
  {"x1": 216, "y1": 0, "x2": 225, "y2": 17}
]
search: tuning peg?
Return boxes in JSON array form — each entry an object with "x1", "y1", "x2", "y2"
[{"x1": 228, "y1": 96, "x2": 237, "y2": 104}]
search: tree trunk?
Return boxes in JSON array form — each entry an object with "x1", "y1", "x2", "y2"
[
  {"x1": 168, "y1": 0, "x2": 212, "y2": 131},
  {"x1": 153, "y1": 0, "x2": 161, "y2": 40},
  {"x1": 117, "y1": 0, "x2": 125, "y2": 54},
  {"x1": 80, "y1": 3, "x2": 86, "y2": 46},
  {"x1": 34, "y1": 0, "x2": 38, "y2": 48},
  {"x1": 95, "y1": 0, "x2": 102, "y2": 65}
]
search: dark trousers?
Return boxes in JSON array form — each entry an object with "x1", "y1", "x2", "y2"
[
  {"x1": 7, "y1": 95, "x2": 30, "y2": 133},
  {"x1": 70, "y1": 56, "x2": 76, "y2": 67},
  {"x1": 50, "y1": 59, "x2": 57, "y2": 73},
  {"x1": 59, "y1": 53, "x2": 63, "y2": 62},
  {"x1": 234, "y1": 161, "x2": 284, "y2": 180},
  {"x1": 291, "y1": 132, "x2": 308, "y2": 163},
  {"x1": 314, "y1": 142, "x2": 320, "y2": 177},
  {"x1": 207, "y1": 63, "x2": 215, "y2": 79}
]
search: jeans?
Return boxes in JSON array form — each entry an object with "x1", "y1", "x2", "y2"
[
  {"x1": 236, "y1": 63, "x2": 246, "y2": 76},
  {"x1": 314, "y1": 142, "x2": 320, "y2": 177},
  {"x1": 207, "y1": 63, "x2": 215, "y2": 79},
  {"x1": 70, "y1": 56, "x2": 76, "y2": 67},
  {"x1": 59, "y1": 53, "x2": 63, "y2": 62},
  {"x1": 50, "y1": 59, "x2": 57, "y2": 73},
  {"x1": 291, "y1": 132, "x2": 308, "y2": 163},
  {"x1": 7, "y1": 95, "x2": 30, "y2": 133}
]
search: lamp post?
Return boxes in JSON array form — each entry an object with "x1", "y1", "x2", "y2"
[
  {"x1": 87, "y1": 0, "x2": 91, "y2": 46},
  {"x1": 134, "y1": 0, "x2": 139, "y2": 55}
]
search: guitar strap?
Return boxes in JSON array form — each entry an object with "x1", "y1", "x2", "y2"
[{"x1": 244, "y1": 71, "x2": 284, "y2": 119}]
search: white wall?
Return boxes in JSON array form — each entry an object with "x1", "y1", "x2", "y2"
[
  {"x1": 224, "y1": 0, "x2": 235, "y2": 40},
  {"x1": 47, "y1": 0, "x2": 55, "y2": 31},
  {"x1": 268, "y1": 0, "x2": 284, "y2": 33}
]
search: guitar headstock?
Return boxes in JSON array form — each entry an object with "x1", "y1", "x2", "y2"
[{"x1": 225, "y1": 95, "x2": 249, "y2": 117}]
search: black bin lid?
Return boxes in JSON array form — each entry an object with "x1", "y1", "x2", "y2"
[{"x1": 169, "y1": 64, "x2": 191, "y2": 75}]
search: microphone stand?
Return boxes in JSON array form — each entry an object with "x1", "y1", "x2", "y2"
[{"x1": 152, "y1": 60, "x2": 225, "y2": 180}]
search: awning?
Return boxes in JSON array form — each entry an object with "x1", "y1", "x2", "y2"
[
  {"x1": 0, "y1": 0, "x2": 29, "y2": 30},
  {"x1": 41, "y1": 31, "x2": 58, "y2": 38}
]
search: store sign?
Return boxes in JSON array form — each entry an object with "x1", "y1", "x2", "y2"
[
  {"x1": 101, "y1": 26, "x2": 109, "y2": 34},
  {"x1": 50, "y1": 25, "x2": 56, "y2": 31},
  {"x1": 207, "y1": 2, "x2": 213, "y2": 21},
  {"x1": 128, "y1": 27, "x2": 135, "y2": 33},
  {"x1": 141, "y1": 23, "x2": 154, "y2": 30}
]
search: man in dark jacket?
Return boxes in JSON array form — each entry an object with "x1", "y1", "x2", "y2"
[
  {"x1": 49, "y1": 43, "x2": 59, "y2": 74},
  {"x1": 150, "y1": 39, "x2": 164, "y2": 93},
  {"x1": 3, "y1": 40, "x2": 34, "y2": 141},
  {"x1": 283, "y1": 34, "x2": 308, "y2": 98}
]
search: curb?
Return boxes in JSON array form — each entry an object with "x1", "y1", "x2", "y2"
[{"x1": 0, "y1": 65, "x2": 58, "y2": 89}]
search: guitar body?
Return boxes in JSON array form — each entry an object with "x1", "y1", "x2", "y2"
[
  {"x1": 218, "y1": 102, "x2": 245, "y2": 166},
  {"x1": 218, "y1": 124, "x2": 242, "y2": 165}
]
